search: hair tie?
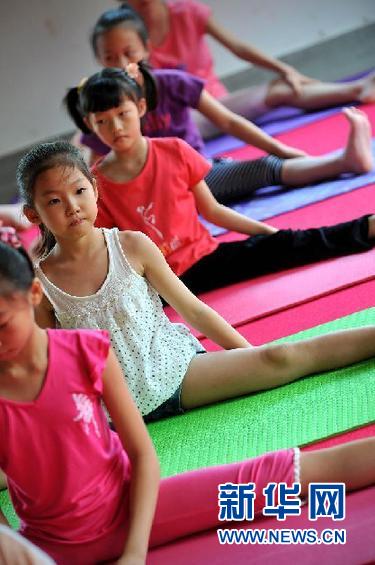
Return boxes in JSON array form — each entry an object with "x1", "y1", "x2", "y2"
[
  {"x1": 77, "y1": 77, "x2": 88, "y2": 92},
  {"x1": 0, "y1": 226, "x2": 22, "y2": 249}
]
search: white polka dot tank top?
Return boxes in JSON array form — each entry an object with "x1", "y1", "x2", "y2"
[{"x1": 35, "y1": 228, "x2": 205, "y2": 415}]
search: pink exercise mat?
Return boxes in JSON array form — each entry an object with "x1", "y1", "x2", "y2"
[
  {"x1": 165, "y1": 184, "x2": 375, "y2": 334},
  {"x1": 200, "y1": 278, "x2": 375, "y2": 350}
]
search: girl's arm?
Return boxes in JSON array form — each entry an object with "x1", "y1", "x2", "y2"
[
  {"x1": 120, "y1": 232, "x2": 251, "y2": 349},
  {"x1": 102, "y1": 347, "x2": 160, "y2": 564},
  {"x1": 192, "y1": 180, "x2": 278, "y2": 236},
  {"x1": 197, "y1": 90, "x2": 306, "y2": 158},
  {"x1": 206, "y1": 17, "x2": 313, "y2": 95}
]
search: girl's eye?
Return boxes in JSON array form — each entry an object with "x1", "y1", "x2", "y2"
[
  {"x1": 96, "y1": 119, "x2": 105, "y2": 125},
  {"x1": 77, "y1": 188, "x2": 86, "y2": 194},
  {"x1": 48, "y1": 198, "x2": 60, "y2": 206}
]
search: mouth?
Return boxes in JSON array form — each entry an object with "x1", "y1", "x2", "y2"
[
  {"x1": 113, "y1": 134, "x2": 128, "y2": 142},
  {"x1": 69, "y1": 218, "x2": 84, "y2": 227},
  {"x1": 0, "y1": 348, "x2": 15, "y2": 358}
]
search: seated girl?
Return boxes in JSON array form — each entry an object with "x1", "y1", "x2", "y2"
[
  {"x1": 67, "y1": 5, "x2": 373, "y2": 205},
  {"x1": 15, "y1": 141, "x2": 375, "y2": 423},
  {"x1": 123, "y1": 0, "x2": 375, "y2": 137}
]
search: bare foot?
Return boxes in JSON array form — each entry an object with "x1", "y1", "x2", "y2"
[
  {"x1": 358, "y1": 73, "x2": 375, "y2": 103},
  {"x1": 341, "y1": 107, "x2": 373, "y2": 174}
]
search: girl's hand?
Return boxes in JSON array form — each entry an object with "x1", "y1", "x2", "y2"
[
  {"x1": 280, "y1": 66, "x2": 317, "y2": 96},
  {"x1": 0, "y1": 525, "x2": 54, "y2": 564},
  {"x1": 273, "y1": 142, "x2": 308, "y2": 159}
]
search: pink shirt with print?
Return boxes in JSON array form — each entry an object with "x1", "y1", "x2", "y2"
[{"x1": 94, "y1": 137, "x2": 218, "y2": 276}]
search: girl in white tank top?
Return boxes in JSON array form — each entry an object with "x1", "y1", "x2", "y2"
[{"x1": 18, "y1": 141, "x2": 375, "y2": 420}]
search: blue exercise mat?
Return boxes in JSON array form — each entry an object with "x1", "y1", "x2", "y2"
[{"x1": 202, "y1": 140, "x2": 375, "y2": 236}]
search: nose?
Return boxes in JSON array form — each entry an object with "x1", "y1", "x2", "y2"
[
  {"x1": 65, "y1": 196, "x2": 80, "y2": 215},
  {"x1": 111, "y1": 116, "x2": 123, "y2": 133}
]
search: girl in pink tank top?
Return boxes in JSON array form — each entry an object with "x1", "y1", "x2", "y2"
[{"x1": 0, "y1": 228, "x2": 374, "y2": 562}]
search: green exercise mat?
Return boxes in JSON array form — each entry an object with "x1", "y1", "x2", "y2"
[
  {"x1": 148, "y1": 308, "x2": 375, "y2": 477},
  {"x1": 1, "y1": 308, "x2": 374, "y2": 529}
]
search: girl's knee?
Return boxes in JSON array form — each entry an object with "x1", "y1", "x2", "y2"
[{"x1": 260, "y1": 343, "x2": 293, "y2": 370}]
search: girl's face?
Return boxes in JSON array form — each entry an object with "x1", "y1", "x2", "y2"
[
  {"x1": 0, "y1": 283, "x2": 42, "y2": 362},
  {"x1": 96, "y1": 25, "x2": 149, "y2": 69},
  {"x1": 85, "y1": 96, "x2": 146, "y2": 151},
  {"x1": 25, "y1": 166, "x2": 98, "y2": 240}
]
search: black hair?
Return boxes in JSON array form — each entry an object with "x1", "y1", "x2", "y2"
[
  {"x1": 91, "y1": 4, "x2": 149, "y2": 57},
  {"x1": 0, "y1": 242, "x2": 35, "y2": 295},
  {"x1": 16, "y1": 141, "x2": 95, "y2": 258},
  {"x1": 64, "y1": 64, "x2": 158, "y2": 134}
]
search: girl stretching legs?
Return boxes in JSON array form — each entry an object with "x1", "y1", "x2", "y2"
[{"x1": 13, "y1": 143, "x2": 375, "y2": 421}]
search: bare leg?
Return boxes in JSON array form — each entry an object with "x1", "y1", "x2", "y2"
[
  {"x1": 265, "y1": 73, "x2": 375, "y2": 109},
  {"x1": 0, "y1": 471, "x2": 6, "y2": 491},
  {"x1": 181, "y1": 326, "x2": 375, "y2": 409},
  {"x1": 300, "y1": 437, "x2": 375, "y2": 497},
  {"x1": 280, "y1": 107, "x2": 373, "y2": 186}
]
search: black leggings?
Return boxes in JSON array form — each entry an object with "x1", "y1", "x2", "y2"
[
  {"x1": 180, "y1": 215, "x2": 373, "y2": 295},
  {"x1": 205, "y1": 155, "x2": 284, "y2": 204}
]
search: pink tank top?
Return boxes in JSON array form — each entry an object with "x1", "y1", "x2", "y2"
[{"x1": 0, "y1": 329, "x2": 130, "y2": 546}]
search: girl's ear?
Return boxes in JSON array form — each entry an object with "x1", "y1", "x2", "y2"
[
  {"x1": 92, "y1": 178, "x2": 99, "y2": 200},
  {"x1": 23, "y1": 206, "x2": 42, "y2": 226},
  {"x1": 138, "y1": 97, "x2": 147, "y2": 118},
  {"x1": 83, "y1": 116, "x2": 93, "y2": 132},
  {"x1": 29, "y1": 278, "x2": 44, "y2": 307}
]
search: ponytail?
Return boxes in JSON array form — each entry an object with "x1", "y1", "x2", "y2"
[
  {"x1": 137, "y1": 60, "x2": 158, "y2": 112},
  {"x1": 64, "y1": 87, "x2": 92, "y2": 134}
]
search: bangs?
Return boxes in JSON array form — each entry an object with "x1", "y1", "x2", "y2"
[{"x1": 82, "y1": 78, "x2": 136, "y2": 114}]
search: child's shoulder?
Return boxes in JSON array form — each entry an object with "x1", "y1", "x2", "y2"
[
  {"x1": 50, "y1": 328, "x2": 110, "y2": 367},
  {"x1": 150, "y1": 135, "x2": 197, "y2": 156},
  {"x1": 118, "y1": 230, "x2": 154, "y2": 274}
]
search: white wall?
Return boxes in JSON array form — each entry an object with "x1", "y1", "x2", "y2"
[
  {"x1": 205, "y1": 0, "x2": 375, "y2": 77},
  {"x1": 1, "y1": 0, "x2": 374, "y2": 157}
]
